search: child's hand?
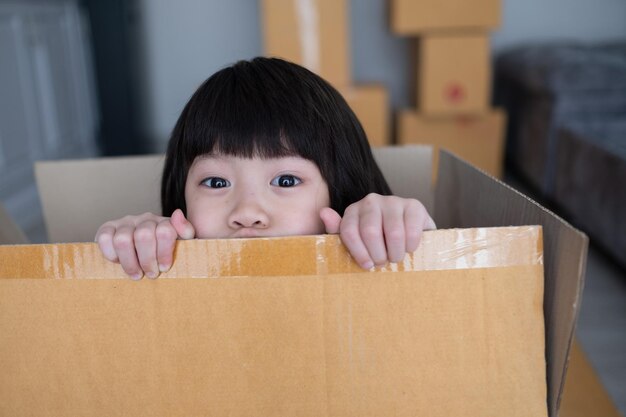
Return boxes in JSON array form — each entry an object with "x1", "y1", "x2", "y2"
[
  {"x1": 95, "y1": 209, "x2": 195, "y2": 280},
  {"x1": 320, "y1": 194, "x2": 436, "y2": 270}
]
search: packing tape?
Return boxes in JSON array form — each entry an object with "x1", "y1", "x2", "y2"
[{"x1": 0, "y1": 226, "x2": 543, "y2": 279}]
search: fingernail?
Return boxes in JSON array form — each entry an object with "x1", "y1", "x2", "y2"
[
  {"x1": 146, "y1": 271, "x2": 158, "y2": 279},
  {"x1": 159, "y1": 264, "x2": 170, "y2": 272},
  {"x1": 361, "y1": 260, "x2": 374, "y2": 270},
  {"x1": 131, "y1": 273, "x2": 143, "y2": 281}
]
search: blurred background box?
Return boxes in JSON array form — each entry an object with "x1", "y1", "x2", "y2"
[
  {"x1": 341, "y1": 85, "x2": 390, "y2": 147},
  {"x1": 261, "y1": 1, "x2": 390, "y2": 146},
  {"x1": 416, "y1": 33, "x2": 491, "y2": 115},
  {"x1": 261, "y1": 0, "x2": 350, "y2": 88},
  {"x1": 389, "y1": 0, "x2": 501, "y2": 34},
  {"x1": 397, "y1": 108, "x2": 505, "y2": 179}
]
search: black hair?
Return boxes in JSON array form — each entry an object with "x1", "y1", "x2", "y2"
[{"x1": 161, "y1": 57, "x2": 391, "y2": 216}]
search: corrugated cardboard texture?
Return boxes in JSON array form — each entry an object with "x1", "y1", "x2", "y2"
[
  {"x1": 341, "y1": 85, "x2": 390, "y2": 147},
  {"x1": 35, "y1": 147, "x2": 434, "y2": 243},
  {"x1": 418, "y1": 33, "x2": 491, "y2": 115},
  {"x1": 261, "y1": 0, "x2": 350, "y2": 88},
  {"x1": 0, "y1": 228, "x2": 546, "y2": 416},
  {"x1": 434, "y1": 151, "x2": 588, "y2": 417},
  {"x1": 397, "y1": 108, "x2": 506, "y2": 179},
  {"x1": 390, "y1": 0, "x2": 501, "y2": 33},
  {"x1": 0, "y1": 202, "x2": 28, "y2": 244}
]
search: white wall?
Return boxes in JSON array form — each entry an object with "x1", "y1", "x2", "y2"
[{"x1": 133, "y1": 0, "x2": 626, "y2": 151}]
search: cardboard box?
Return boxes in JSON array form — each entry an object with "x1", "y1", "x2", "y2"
[
  {"x1": 261, "y1": 0, "x2": 350, "y2": 88},
  {"x1": 390, "y1": 0, "x2": 501, "y2": 34},
  {"x1": 11, "y1": 146, "x2": 587, "y2": 416},
  {"x1": 1, "y1": 227, "x2": 547, "y2": 416},
  {"x1": 397, "y1": 108, "x2": 506, "y2": 178},
  {"x1": 416, "y1": 34, "x2": 491, "y2": 115},
  {"x1": 341, "y1": 84, "x2": 390, "y2": 147}
]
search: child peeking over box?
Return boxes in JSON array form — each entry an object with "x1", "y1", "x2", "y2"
[{"x1": 95, "y1": 57, "x2": 435, "y2": 279}]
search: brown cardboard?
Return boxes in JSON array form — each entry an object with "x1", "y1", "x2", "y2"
[
  {"x1": 0, "y1": 227, "x2": 547, "y2": 416},
  {"x1": 341, "y1": 84, "x2": 390, "y2": 147},
  {"x1": 417, "y1": 34, "x2": 491, "y2": 115},
  {"x1": 390, "y1": 0, "x2": 501, "y2": 34},
  {"x1": 397, "y1": 108, "x2": 506, "y2": 178},
  {"x1": 0, "y1": 202, "x2": 28, "y2": 244},
  {"x1": 560, "y1": 340, "x2": 623, "y2": 417},
  {"x1": 31, "y1": 146, "x2": 588, "y2": 417},
  {"x1": 261, "y1": 0, "x2": 350, "y2": 88},
  {"x1": 434, "y1": 151, "x2": 588, "y2": 417}
]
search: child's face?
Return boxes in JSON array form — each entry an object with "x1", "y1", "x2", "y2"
[{"x1": 184, "y1": 154, "x2": 330, "y2": 238}]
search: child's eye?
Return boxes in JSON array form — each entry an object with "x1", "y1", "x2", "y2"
[
  {"x1": 270, "y1": 174, "x2": 302, "y2": 188},
  {"x1": 201, "y1": 177, "x2": 230, "y2": 188}
]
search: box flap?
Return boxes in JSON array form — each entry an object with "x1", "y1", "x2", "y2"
[
  {"x1": 372, "y1": 145, "x2": 434, "y2": 213},
  {"x1": 0, "y1": 202, "x2": 28, "y2": 244},
  {"x1": 0, "y1": 227, "x2": 547, "y2": 416},
  {"x1": 35, "y1": 155, "x2": 164, "y2": 243},
  {"x1": 434, "y1": 151, "x2": 588, "y2": 417}
]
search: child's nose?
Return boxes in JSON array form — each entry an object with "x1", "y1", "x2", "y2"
[{"x1": 228, "y1": 196, "x2": 269, "y2": 229}]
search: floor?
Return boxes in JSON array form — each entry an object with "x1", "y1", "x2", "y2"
[{"x1": 504, "y1": 173, "x2": 626, "y2": 415}]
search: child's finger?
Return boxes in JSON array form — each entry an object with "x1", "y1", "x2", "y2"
[
  {"x1": 425, "y1": 215, "x2": 437, "y2": 230},
  {"x1": 170, "y1": 209, "x2": 195, "y2": 240},
  {"x1": 134, "y1": 221, "x2": 159, "y2": 279},
  {"x1": 95, "y1": 224, "x2": 119, "y2": 263},
  {"x1": 338, "y1": 206, "x2": 374, "y2": 269},
  {"x1": 404, "y1": 200, "x2": 425, "y2": 253},
  {"x1": 156, "y1": 220, "x2": 178, "y2": 272},
  {"x1": 112, "y1": 225, "x2": 143, "y2": 280},
  {"x1": 381, "y1": 202, "x2": 406, "y2": 263},
  {"x1": 357, "y1": 203, "x2": 388, "y2": 266},
  {"x1": 319, "y1": 207, "x2": 342, "y2": 234}
]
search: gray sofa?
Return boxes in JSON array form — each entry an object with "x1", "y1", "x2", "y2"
[
  {"x1": 495, "y1": 42, "x2": 626, "y2": 267},
  {"x1": 555, "y1": 121, "x2": 626, "y2": 267}
]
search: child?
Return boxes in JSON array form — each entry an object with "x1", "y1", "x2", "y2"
[{"x1": 96, "y1": 57, "x2": 435, "y2": 280}]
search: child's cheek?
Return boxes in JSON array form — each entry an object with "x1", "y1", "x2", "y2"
[
  {"x1": 314, "y1": 182, "x2": 331, "y2": 210},
  {"x1": 313, "y1": 183, "x2": 331, "y2": 234},
  {"x1": 185, "y1": 203, "x2": 207, "y2": 239}
]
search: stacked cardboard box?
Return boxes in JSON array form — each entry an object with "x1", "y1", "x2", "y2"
[
  {"x1": 390, "y1": 0, "x2": 506, "y2": 178},
  {"x1": 260, "y1": 0, "x2": 390, "y2": 146}
]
